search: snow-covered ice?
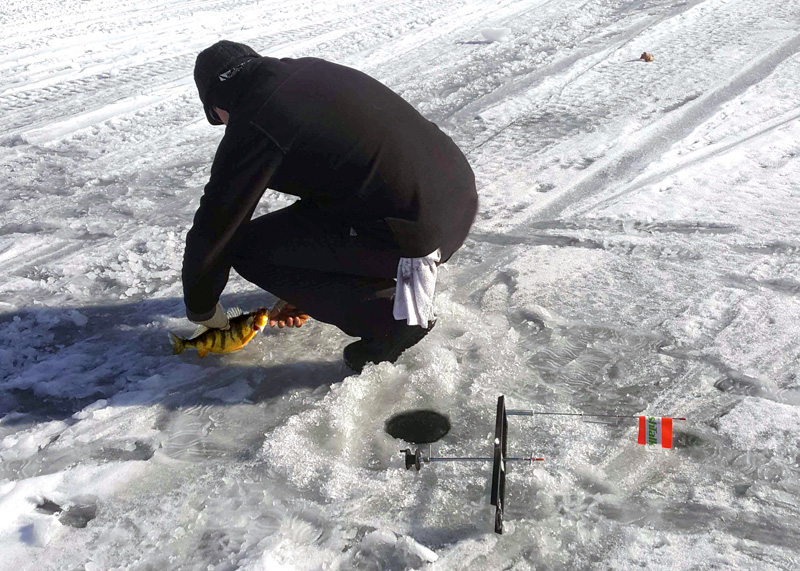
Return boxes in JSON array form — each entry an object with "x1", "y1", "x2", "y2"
[{"x1": 1, "y1": 0, "x2": 799, "y2": 569}]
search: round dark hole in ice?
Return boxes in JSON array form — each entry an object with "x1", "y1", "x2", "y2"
[{"x1": 385, "y1": 409, "x2": 450, "y2": 444}]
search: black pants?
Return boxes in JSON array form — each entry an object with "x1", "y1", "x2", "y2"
[{"x1": 231, "y1": 203, "x2": 404, "y2": 339}]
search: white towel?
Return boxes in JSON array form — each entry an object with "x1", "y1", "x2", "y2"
[{"x1": 393, "y1": 249, "x2": 441, "y2": 327}]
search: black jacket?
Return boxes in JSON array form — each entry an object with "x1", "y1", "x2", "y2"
[{"x1": 183, "y1": 57, "x2": 478, "y2": 319}]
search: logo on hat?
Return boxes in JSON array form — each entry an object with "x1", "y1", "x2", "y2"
[{"x1": 219, "y1": 61, "x2": 248, "y2": 82}]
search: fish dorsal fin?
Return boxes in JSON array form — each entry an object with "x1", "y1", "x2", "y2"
[
  {"x1": 226, "y1": 307, "x2": 243, "y2": 319},
  {"x1": 190, "y1": 324, "x2": 210, "y2": 338}
]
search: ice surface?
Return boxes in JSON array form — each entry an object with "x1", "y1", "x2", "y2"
[
  {"x1": 1, "y1": 0, "x2": 800, "y2": 569},
  {"x1": 480, "y1": 28, "x2": 511, "y2": 43}
]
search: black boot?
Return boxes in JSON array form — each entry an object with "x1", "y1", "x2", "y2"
[{"x1": 343, "y1": 320, "x2": 436, "y2": 373}]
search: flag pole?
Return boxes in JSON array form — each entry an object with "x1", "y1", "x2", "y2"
[{"x1": 506, "y1": 409, "x2": 686, "y2": 421}]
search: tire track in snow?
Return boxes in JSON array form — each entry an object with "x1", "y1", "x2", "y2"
[
  {"x1": 358, "y1": 0, "x2": 539, "y2": 70},
  {"x1": 0, "y1": 9, "x2": 367, "y2": 136},
  {"x1": 534, "y1": 31, "x2": 800, "y2": 220},
  {"x1": 0, "y1": 54, "x2": 196, "y2": 137},
  {"x1": 437, "y1": 0, "x2": 708, "y2": 139},
  {"x1": 353, "y1": 0, "x2": 642, "y2": 130},
  {"x1": 452, "y1": 30, "x2": 800, "y2": 295},
  {"x1": 448, "y1": 0, "x2": 800, "y2": 238},
  {"x1": 571, "y1": 104, "x2": 800, "y2": 217},
  {"x1": 0, "y1": 0, "x2": 408, "y2": 140}
]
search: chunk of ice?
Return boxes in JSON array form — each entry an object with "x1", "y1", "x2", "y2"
[
  {"x1": 481, "y1": 28, "x2": 511, "y2": 42},
  {"x1": 68, "y1": 309, "x2": 89, "y2": 327}
]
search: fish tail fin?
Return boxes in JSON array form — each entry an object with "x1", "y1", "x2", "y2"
[{"x1": 168, "y1": 332, "x2": 185, "y2": 355}]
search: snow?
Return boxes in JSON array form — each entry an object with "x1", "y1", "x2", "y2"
[
  {"x1": 480, "y1": 28, "x2": 512, "y2": 43},
  {"x1": 1, "y1": 0, "x2": 799, "y2": 569}
]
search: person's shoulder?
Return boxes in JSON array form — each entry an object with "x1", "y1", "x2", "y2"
[{"x1": 254, "y1": 55, "x2": 323, "y2": 74}]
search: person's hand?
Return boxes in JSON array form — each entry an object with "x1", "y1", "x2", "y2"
[
  {"x1": 269, "y1": 300, "x2": 310, "y2": 328},
  {"x1": 190, "y1": 302, "x2": 230, "y2": 330}
]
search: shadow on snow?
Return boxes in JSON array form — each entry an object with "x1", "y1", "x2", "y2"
[{"x1": 0, "y1": 290, "x2": 353, "y2": 426}]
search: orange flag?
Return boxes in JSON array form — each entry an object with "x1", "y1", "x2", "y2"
[{"x1": 637, "y1": 416, "x2": 673, "y2": 449}]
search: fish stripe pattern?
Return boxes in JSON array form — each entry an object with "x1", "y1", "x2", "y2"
[{"x1": 169, "y1": 308, "x2": 269, "y2": 358}]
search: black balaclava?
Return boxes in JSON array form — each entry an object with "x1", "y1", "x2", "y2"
[{"x1": 194, "y1": 40, "x2": 260, "y2": 125}]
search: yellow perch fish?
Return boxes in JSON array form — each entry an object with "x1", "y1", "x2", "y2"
[{"x1": 169, "y1": 307, "x2": 269, "y2": 358}]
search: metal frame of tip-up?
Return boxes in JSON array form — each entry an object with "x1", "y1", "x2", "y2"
[
  {"x1": 401, "y1": 396, "x2": 544, "y2": 534},
  {"x1": 401, "y1": 395, "x2": 685, "y2": 534}
]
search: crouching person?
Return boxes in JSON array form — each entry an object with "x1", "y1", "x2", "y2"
[{"x1": 182, "y1": 41, "x2": 478, "y2": 372}]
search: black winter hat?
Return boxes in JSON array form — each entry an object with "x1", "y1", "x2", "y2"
[{"x1": 194, "y1": 40, "x2": 260, "y2": 125}]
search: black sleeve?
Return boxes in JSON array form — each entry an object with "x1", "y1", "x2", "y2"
[{"x1": 182, "y1": 126, "x2": 283, "y2": 320}]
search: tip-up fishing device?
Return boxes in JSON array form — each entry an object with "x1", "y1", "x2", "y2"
[{"x1": 400, "y1": 395, "x2": 685, "y2": 534}]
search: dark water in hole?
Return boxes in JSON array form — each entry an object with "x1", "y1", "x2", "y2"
[{"x1": 385, "y1": 410, "x2": 451, "y2": 443}]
